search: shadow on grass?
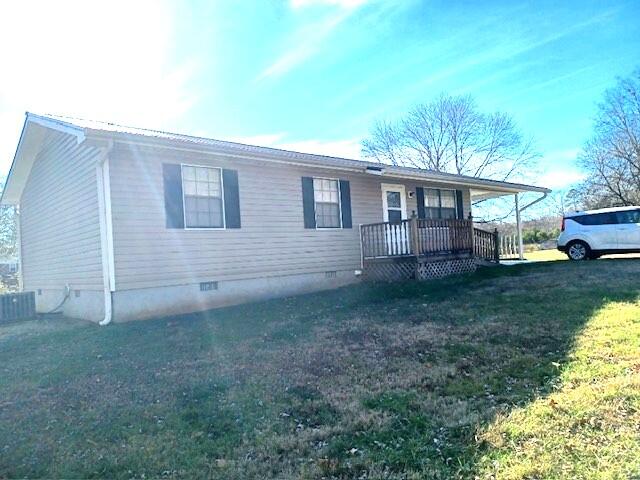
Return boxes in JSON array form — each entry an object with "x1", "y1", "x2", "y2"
[
  {"x1": 0, "y1": 259, "x2": 639, "y2": 478},
  {"x1": 314, "y1": 260, "x2": 640, "y2": 478}
]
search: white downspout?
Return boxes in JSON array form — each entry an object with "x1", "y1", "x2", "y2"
[{"x1": 96, "y1": 141, "x2": 115, "y2": 326}]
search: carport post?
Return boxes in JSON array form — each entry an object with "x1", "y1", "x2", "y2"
[{"x1": 515, "y1": 193, "x2": 524, "y2": 260}]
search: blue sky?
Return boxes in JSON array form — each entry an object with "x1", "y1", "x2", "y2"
[{"x1": 1, "y1": 0, "x2": 639, "y2": 190}]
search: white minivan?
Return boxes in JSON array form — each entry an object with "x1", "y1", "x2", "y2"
[{"x1": 557, "y1": 206, "x2": 640, "y2": 260}]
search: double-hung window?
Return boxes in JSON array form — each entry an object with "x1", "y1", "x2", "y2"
[
  {"x1": 313, "y1": 178, "x2": 342, "y2": 228},
  {"x1": 182, "y1": 165, "x2": 224, "y2": 228},
  {"x1": 424, "y1": 188, "x2": 457, "y2": 219}
]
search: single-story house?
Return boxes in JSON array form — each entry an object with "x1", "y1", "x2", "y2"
[{"x1": 0, "y1": 113, "x2": 549, "y2": 323}]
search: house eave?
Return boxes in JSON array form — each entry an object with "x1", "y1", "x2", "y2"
[
  {"x1": 1, "y1": 112, "x2": 550, "y2": 207},
  {"x1": 1, "y1": 113, "x2": 86, "y2": 206},
  {"x1": 85, "y1": 129, "x2": 551, "y2": 198}
]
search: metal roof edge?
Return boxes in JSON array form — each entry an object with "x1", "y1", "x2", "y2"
[{"x1": 85, "y1": 127, "x2": 551, "y2": 195}]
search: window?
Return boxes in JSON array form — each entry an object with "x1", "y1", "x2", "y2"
[
  {"x1": 182, "y1": 165, "x2": 224, "y2": 228},
  {"x1": 572, "y1": 212, "x2": 617, "y2": 226},
  {"x1": 386, "y1": 191, "x2": 403, "y2": 223},
  {"x1": 424, "y1": 188, "x2": 457, "y2": 219},
  {"x1": 616, "y1": 209, "x2": 640, "y2": 224},
  {"x1": 313, "y1": 178, "x2": 341, "y2": 228}
]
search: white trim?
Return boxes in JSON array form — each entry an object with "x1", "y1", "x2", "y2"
[
  {"x1": 380, "y1": 184, "x2": 410, "y2": 255},
  {"x1": 381, "y1": 183, "x2": 408, "y2": 221},
  {"x1": 2, "y1": 114, "x2": 87, "y2": 205},
  {"x1": 96, "y1": 145, "x2": 115, "y2": 325},
  {"x1": 86, "y1": 133, "x2": 549, "y2": 195},
  {"x1": 102, "y1": 158, "x2": 116, "y2": 290},
  {"x1": 312, "y1": 176, "x2": 343, "y2": 230},
  {"x1": 27, "y1": 113, "x2": 86, "y2": 144},
  {"x1": 515, "y1": 193, "x2": 524, "y2": 261},
  {"x1": 180, "y1": 163, "x2": 226, "y2": 230}
]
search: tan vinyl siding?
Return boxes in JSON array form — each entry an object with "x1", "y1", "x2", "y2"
[
  {"x1": 20, "y1": 131, "x2": 103, "y2": 291},
  {"x1": 109, "y1": 145, "x2": 473, "y2": 290}
]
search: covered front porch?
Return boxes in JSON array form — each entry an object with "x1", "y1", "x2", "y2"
[
  {"x1": 357, "y1": 179, "x2": 550, "y2": 281},
  {"x1": 359, "y1": 217, "x2": 499, "y2": 280}
]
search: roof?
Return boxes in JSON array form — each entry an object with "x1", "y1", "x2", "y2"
[
  {"x1": 565, "y1": 205, "x2": 640, "y2": 217},
  {"x1": 1, "y1": 112, "x2": 551, "y2": 204}
]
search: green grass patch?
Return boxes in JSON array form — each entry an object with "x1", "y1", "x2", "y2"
[{"x1": 1, "y1": 259, "x2": 639, "y2": 478}]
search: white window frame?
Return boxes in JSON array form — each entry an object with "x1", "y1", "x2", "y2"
[
  {"x1": 423, "y1": 187, "x2": 458, "y2": 219},
  {"x1": 313, "y1": 177, "x2": 343, "y2": 230},
  {"x1": 381, "y1": 183, "x2": 408, "y2": 222},
  {"x1": 181, "y1": 163, "x2": 226, "y2": 230}
]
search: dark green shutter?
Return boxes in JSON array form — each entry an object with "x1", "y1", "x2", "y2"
[
  {"x1": 222, "y1": 169, "x2": 241, "y2": 228},
  {"x1": 339, "y1": 180, "x2": 352, "y2": 228},
  {"x1": 163, "y1": 163, "x2": 184, "y2": 229},
  {"x1": 416, "y1": 187, "x2": 426, "y2": 219},
  {"x1": 301, "y1": 177, "x2": 316, "y2": 228},
  {"x1": 455, "y1": 190, "x2": 464, "y2": 220}
]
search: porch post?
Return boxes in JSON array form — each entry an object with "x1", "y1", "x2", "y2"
[
  {"x1": 515, "y1": 193, "x2": 524, "y2": 260},
  {"x1": 358, "y1": 223, "x2": 364, "y2": 270},
  {"x1": 409, "y1": 213, "x2": 420, "y2": 256},
  {"x1": 468, "y1": 211, "x2": 474, "y2": 255}
]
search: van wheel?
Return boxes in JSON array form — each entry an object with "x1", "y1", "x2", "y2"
[{"x1": 567, "y1": 241, "x2": 590, "y2": 261}]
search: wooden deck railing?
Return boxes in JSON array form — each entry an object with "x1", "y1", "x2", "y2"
[
  {"x1": 360, "y1": 217, "x2": 500, "y2": 262},
  {"x1": 417, "y1": 218, "x2": 473, "y2": 255},
  {"x1": 360, "y1": 217, "x2": 476, "y2": 259},
  {"x1": 473, "y1": 226, "x2": 500, "y2": 262},
  {"x1": 359, "y1": 219, "x2": 413, "y2": 258}
]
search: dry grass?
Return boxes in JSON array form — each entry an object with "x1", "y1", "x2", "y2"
[{"x1": 1, "y1": 259, "x2": 639, "y2": 479}]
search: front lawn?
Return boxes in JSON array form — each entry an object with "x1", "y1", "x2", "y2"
[{"x1": 1, "y1": 260, "x2": 639, "y2": 479}]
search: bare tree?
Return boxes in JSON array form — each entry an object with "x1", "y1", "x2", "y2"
[
  {"x1": 0, "y1": 179, "x2": 17, "y2": 259},
  {"x1": 575, "y1": 69, "x2": 640, "y2": 208},
  {"x1": 362, "y1": 94, "x2": 537, "y2": 181}
]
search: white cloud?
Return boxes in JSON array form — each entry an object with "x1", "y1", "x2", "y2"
[
  {"x1": 544, "y1": 148, "x2": 581, "y2": 162},
  {"x1": 228, "y1": 133, "x2": 362, "y2": 159},
  {"x1": 291, "y1": 0, "x2": 369, "y2": 8},
  {"x1": 531, "y1": 149, "x2": 585, "y2": 189},
  {"x1": 0, "y1": 0, "x2": 199, "y2": 175},
  {"x1": 278, "y1": 138, "x2": 362, "y2": 159},
  {"x1": 538, "y1": 168, "x2": 585, "y2": 189},
  {"x1": 226, "y1": 133, "x2": 288, "y2": 146},
  {"x1": 256, "y1": 0, "x2": 371, "y2": 81}
]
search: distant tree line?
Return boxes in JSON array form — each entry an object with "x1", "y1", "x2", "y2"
[
  {"x1": 521, "y1": 228, "x2": 560, "y2": 245},
  {"x1": 492, "y1": 216, "x2": 561, "y2": 245}
]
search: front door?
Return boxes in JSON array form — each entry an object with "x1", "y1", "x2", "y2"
[{"x1": 381, "y1": 184, "x2": 409, "y2": 255}]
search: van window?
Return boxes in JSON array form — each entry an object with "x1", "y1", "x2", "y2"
[
  {"x1": 572, "y1": 212, "x2": 618, "y2": 226},
  {"x1": 616, "y1": 209, "x2": 640, "y2": 224}
]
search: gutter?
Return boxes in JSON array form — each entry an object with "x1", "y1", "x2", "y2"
[
  {"x1": 85, "y1": 132, "x2": 550, "y2": 196},
  {"x1": 96, "y1": 140, "x2": 115, "y2": 326}
]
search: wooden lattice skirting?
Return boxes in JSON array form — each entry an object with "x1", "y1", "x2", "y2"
[{"x1": 364, "y1": 255, "x2": 477, "y2": 282}]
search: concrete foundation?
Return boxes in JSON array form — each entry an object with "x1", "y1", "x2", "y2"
[
  {"x1": 34, "y1": 288, "x2": 105, "y2": 322},
  {"x1": 112, "y1": 269, "x2": 360, "y2": 322}
]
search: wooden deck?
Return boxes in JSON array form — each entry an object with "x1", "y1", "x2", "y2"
[{"x1": 359, "y1": 217, "x2": 499, "y2": 280}]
